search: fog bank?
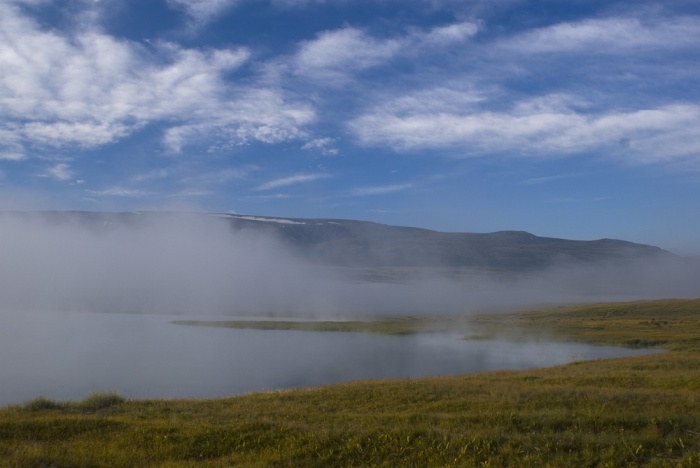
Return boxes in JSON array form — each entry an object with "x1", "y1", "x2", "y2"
[
  {"x1": 0, "y1": 212, "x2": 696, "y2": 405},
  {"x1": 0, "y1": 212, "x2": 698, "y2": 318}
]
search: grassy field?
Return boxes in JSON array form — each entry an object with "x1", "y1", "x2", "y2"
[{"x1": 2, "y1": 299, "x2": 699, "y2": 466}]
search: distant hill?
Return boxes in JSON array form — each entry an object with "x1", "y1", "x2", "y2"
[
  {"x1": 1, "y1": 211, "x2": 673, "y2": 272},
  {"x1": 216, "y1": 214, "x2": 673, "y2": 270}
]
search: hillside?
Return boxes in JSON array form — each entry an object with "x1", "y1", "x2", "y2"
[
  {"x1": 218, "y1": 214, "x2": 671, "y2": 270},
  {"x1": 1, "y1": 211, "x2": 672, "y2": 272}
]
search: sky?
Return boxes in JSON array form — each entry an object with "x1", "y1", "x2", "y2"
[{"x1": 1, "y1": 0, "x2": 700, "y2": 254}]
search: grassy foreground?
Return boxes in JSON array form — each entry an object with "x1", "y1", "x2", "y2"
[{"x1": 2, "y1": 299, "x2": 700, "y2": 466}]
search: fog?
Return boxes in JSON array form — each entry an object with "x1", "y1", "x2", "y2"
[
  {"x1": 0, "y1": 213, "x2": 327, "y2": 316},
  {"x1": 0, "y1": 310, "x2": 659, "y2": 406},
  {"x1": 0, "y1": 212, "x2": 698, "y2": 318},
  {"x1": 0, "y1": 212, "x2": 696, "y2": 405}
]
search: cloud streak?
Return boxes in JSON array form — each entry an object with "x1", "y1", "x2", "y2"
[
  {"x1": 168, "y1": 0, "x2": 241, "y2": 26},
  {"x1": 351, "y1": 183, "x2": 414, "y2": 196},
  {"x1": 501, "y1": 16, "x2": 700, "y2": 54},
  {"x1": 292, "y1": 20, "x2": 479, "y2": 84},
  {"x1": 351, "y1": 92, "x2": 700, "y2": 163},
  {"x1": 86, "y1": 187, "x2": 151, "y2": 198},
  {"x1": 257, "y1": 173, "x2": 331, "y2": 190}
]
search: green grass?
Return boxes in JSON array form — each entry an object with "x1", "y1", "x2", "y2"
[
  {"x1": 2, "y1": 299, "x2": 700, "y2": 466},
  {"x1": 171, "y1": 317, "x2": 460, "y2": 335},
  {"x1": 468, "y1": 298, "x2": 700, "y2": 352},
  {"x1": 174, "y1": 298, "x2": 700, "y2": 351},
  {"x1": 19, "y1": 392, "x2": 125, "y2": 413}
]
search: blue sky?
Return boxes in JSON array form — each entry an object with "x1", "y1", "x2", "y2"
[{"x1": 1, "y1": 0, "x2": 700, "y2": 253}]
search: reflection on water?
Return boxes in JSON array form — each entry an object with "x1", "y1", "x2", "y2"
[{"x1": 0, "y1": 310, "x2": 660, "y2": 406}]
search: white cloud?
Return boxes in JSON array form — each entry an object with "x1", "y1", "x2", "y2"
[
  {"x1": 301, "y1": 137, "x2": 338, "y2": 155},
  {"x1": 42, "y1": 163, "x2": 73, "y2": 182},
  {"x1": 183, "y1": 167, "x2": 257, "y2": 185},
  {"x1": 21, "y1": 122, "x2": 130, "y2": 148},
  {"x1": 0, "y1": 152, "x2": 25, "y2": 161},
  {"x1": 350, "y1": 88, "x2": 700, "y2": 163},
  {"x1": 86, "y1": 187, "x2": 150, "y2": 197},
  {"x1": 280, "y1": 19, "x2": 483, "y2": 101},
  {"x1": 0, "y1": 128, "x2": 26, "y2": 160},
  {"x1": 162, "y1": 88, "x2": 314, "y2": 153},
  {"x1": 422, "y1": 21, "x2": 480, "y2": 44},
  {"x1": 295, "y1": 27, "x2": 401, "y2": 81},
  {"x1": 351, "y1": 183, "x2": 413, "y2": 196},
  {"x1": 131, "y1": 168, "x2": 173, "y2": 183},
  {"x1": 293, "y1": 21, "x2": 478, "y2": 83},
  {"x1": 371, "y1": 87, "x2": 486, "y2": 115},
  {"x1": 257, "y1": 173, "x2": 331, "y2": 190},
  {"x1": 168, "y1": 0, "x2": 241, "y2": 25},
  {"x1": 0, "y1": 3, "x2": 314, "y2": 157},
  {"x1": 523, "y1": 174, "x2": 581, "y2": 185},
  {"x1": 245, "y1": 193, "x2": 294, "y2": 200},
  {"x1": 503, "y1": 16, "x2": 700, "y2": 54},
  {"x1": 172, "y1": 189, "x2": 214, "y2": 198}
]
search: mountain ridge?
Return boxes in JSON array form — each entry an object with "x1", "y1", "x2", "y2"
[
  {"x1": 223, "y1": 213, "x2": 671, "y2": 270},
  {"x1": 0, "y1": 211, "x2": 670, "y2": 272}
]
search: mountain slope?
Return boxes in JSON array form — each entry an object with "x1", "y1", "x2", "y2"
[
  {"x1": 1, "y1": 211, "x2": 672, "y2": 271},
  {"x1": 218, "y1": 214, "x2": 671, "y2": 270}
]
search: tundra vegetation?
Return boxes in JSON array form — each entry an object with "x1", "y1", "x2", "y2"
[{"x1": 1, "y1": 299, "x2": 699, "y2": 466}]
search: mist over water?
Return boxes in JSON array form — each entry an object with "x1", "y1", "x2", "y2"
[
  {"x1": 0, "y1": 212, "x2": 696, "y2": 404},
  {"x1": 0, "y1": 310, "x2": 660, "y2": 406},
  {"x1": 0, "y1": 213, "x2": 326, "y2": 315}
]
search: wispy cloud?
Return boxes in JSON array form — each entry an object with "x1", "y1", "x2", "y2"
[
  {"x1": 257, "y1": 173, "x2": 331, "y2": 190},
  {"x1": 161, "y1": 89, "x2": 315, "y2": 154},
  {"x1": 294, "y1": 27, "x2": 401, "y2": 83},
  {"x1": 501, "y1": 16, "x2": 700, "y2": 54},
  {"x1": 523, "y1": 174, "x2": 582, "y2": 185},
  {"x1": 421, "y1": 21, "x2": 480, "y2": 45},
  {"x1": 245, "y1": 193, "x2": 294, "y2": 200},
  {"x1": 351, "y1": 183, "x2": 414, "y2": 196},
  {"x1": 0, "y1": 2, "x2": 314, "y2": 159},
  {"x1": 301, "y1": 137, "x2": 338, "y2": 155},
  {"x1": 168, "y1": 0, "x2": 241, "y2": 26},
  {"x1": 171, "y1": 189, "x2": 214, "y2": 198},
  {"x1": 350, "y1": 89, "x2": 700, "y2": 163},
  {"x1": 0, "y1": 151, "x2": 26, "y2": 162},
  {"x1": 41, "y1": 163, "x2": 73, "y2": 182},
  {"x1": 182, "y1": 167, "x2": 258, "y2": 186},
  {"x1": 86, "y1": 187, "x2": 150, "y2": 198},
  {"x1": 292, "y1": 20, "x2": 478, "y2": 84},
  {"x1": 131, "y1": 168, "x2": 173, "y2": 184}
]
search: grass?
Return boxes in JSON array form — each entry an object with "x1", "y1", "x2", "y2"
[
  {"x1": 19, "y1": 393, "x2": 125, "y2": 413},
  {"x1": 173, "y1": 298, "x2": 700, "y2": 351},
  {"x1": 2, "y1": 298, "x2": 700, "y2": 466},
  {"x1": 468, "y1": 298, "x2": 700, "y2": 352},
  {"x1": 171, "y1": 317, "x2": 457, "y2": 335}
]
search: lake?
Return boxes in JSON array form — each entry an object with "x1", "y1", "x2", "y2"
[{"x1": 0, "y1": 310, "x2": 660, "y2": 406}]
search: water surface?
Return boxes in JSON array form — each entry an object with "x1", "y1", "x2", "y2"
[{"x1": 0, "y1": 310, "x2": 659, "y2": 406}]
